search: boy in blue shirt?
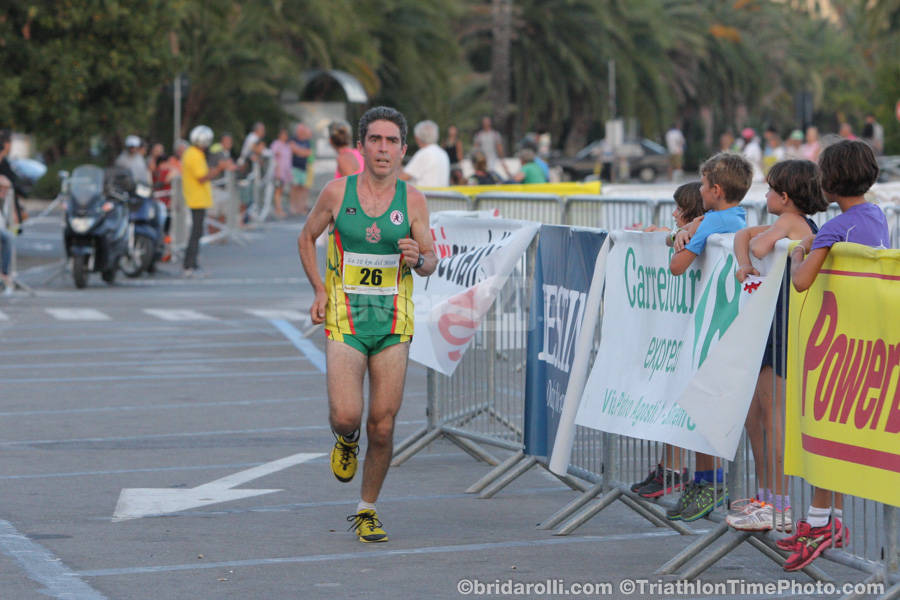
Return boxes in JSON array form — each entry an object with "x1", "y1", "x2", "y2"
[{"x1": 665, "y1": 152, "x2": 753, "y2": 521}]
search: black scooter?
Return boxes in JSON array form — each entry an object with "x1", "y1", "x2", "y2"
[
  {"x1": 62, "y1": 165, "x2": 130, "y2": 288},
  {"x1": 119, "y1": 180, "x2": 166, "y2": 277}
]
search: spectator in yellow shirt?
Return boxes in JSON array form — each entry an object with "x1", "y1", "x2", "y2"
[{"x1": 182, "y1": 125, "x2": 235, "y2": 277}]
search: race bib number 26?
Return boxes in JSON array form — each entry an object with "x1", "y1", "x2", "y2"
[{"x1": 342, "y1": 252, "x2": 400, "y2": 295}]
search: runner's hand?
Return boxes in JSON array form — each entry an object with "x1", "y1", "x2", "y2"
[
  {"x1": 398, "y1": 237, "x2": 420, "y2": 268},
  {"x1": 310, "y1": 289, "x2": 327, "y2": 324}
]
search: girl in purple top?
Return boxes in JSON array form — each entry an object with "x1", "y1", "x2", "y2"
[{"x1": 783, "y1": 140, "x2": 889, "y2": 572}]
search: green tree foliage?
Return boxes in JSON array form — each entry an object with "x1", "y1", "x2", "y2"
[
  {"x1": 1, "y1": 0, "x2": 897, "y2": 162},
  {"x1": 0, "y1": 1, "x2": 174, "y2": 160}
]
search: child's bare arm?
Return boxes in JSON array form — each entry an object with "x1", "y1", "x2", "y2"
[
  {"x1": 749, "y1": 214, "x2": 807, "y2": 259},
  {"x1": 673, "y1": 215, "x2": 704, "y2": 252},
  {"x1": 733, "y1": 227, "x2": 760, "y2": 282},
  {"x1": 790, "y1": 235, "x2": 827, "y2": 291},
  {"x1": 670, "y1": 249, "x2": 697, "y2": 276}
]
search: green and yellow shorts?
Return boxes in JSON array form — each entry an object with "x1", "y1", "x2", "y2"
[{"x1": 325, "y1": 329, "x2": 411, "y2": 356}]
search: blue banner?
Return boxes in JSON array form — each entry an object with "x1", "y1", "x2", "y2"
[{"x1": 524, "y1": 225, "x2": 608, "y2": 458}]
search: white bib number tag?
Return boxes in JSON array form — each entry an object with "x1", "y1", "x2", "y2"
[{"x1": 342, "y1": 252, "x2": 400, "y2": 295}]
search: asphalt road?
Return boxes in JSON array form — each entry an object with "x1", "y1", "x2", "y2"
[{"x1": 0, "y1": 215, "x2": 877, "y2": 599}]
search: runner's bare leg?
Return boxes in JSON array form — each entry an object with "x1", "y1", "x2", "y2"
[
  {"x1": 326, "y1": 340, "x2": 367, "y2": 436},
  {"x1": 360, "y1": 341, "x2": 409, "y2": 503}
]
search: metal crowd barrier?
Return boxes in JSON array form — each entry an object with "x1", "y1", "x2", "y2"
[
  {"x1": 423, "y1": 190, "x2": 471, "y2": 213},
  {"x1": 170, "y1": 172, "x2": 249, "y2": 260},
  {"x1": 564, "y1": 196, "x2": 655, "y2": 230},
  {"x1": 395, "y1": 217, "x2": 900, "y2": 597},
  {"x1": 473, "y1": 192, "x2": 565, "y2": 224}
]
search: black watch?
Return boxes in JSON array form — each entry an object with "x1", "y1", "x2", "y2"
[{"x1": 414, "y1": 253, "x2": 425, "y2": 269}]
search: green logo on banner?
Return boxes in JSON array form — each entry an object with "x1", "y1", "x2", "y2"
[{"x1": 692, "y1": 254, "x2": 740, "y2": 367}]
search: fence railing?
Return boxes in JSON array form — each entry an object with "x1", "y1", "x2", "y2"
[{"x1": 398, "y1": 203, "x2": 900, "y2": 597}]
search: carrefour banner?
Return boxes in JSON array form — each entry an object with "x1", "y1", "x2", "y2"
[
  {"x1": 572, "y1": 231, "x2": 786, "y2": 458},
  {"x1": 524, "y1": 225, "x2": 608, "y2": 459},
  {"x1": 785, "y1": 242, "x2": 900, "y2": 508},
  {"x1": 410, "y1": 213, "x2": 540, "y2": 375}
]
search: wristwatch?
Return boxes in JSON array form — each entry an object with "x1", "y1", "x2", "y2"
[{"x1": 414, "y1": 253, "x2": 425, "y2": 269}]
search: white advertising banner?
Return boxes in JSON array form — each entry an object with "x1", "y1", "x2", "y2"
[
  {"x1": 410, "y1": 213, "x2": 539, "y2": 375},
  {"x1": 571, "y1": 230, "x2": 787, "y2": 459}
]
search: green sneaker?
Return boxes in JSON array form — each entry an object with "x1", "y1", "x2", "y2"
[
  {"x1": 666, "y1": 481, "x2": 699, "y2": 521},
  {"x1": 347, "y1": 509, "x2": 388, "y2": 543},
  {"x1": 680, "y1": 481, "x2": 727, "y2": 522},
  {"x1": 330, "y1": 432, "x2": 359, "y2": 482}
]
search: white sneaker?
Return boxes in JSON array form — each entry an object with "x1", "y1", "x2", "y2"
[{"x1": 726, "y1": 499, "x2": 792, "y2": 532}]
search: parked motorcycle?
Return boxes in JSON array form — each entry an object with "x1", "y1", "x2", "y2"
[
  {"x1": 62, "y1": 165, "x2": 130, "y2": 288},
  {"x1": 119, "y1": 179, "x2": 166, "y2": 277}
]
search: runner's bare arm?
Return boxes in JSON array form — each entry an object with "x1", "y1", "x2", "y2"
[
  {"x1": 298, "y1": 179, "x2": 344, "y2": 323},
  {"x1": 398, "y1": 186, "x2": 437, "y2": 277}
]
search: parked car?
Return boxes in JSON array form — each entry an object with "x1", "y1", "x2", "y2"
[{"x1": 549, "y1": 138, "x2": 670, "y2": 183}]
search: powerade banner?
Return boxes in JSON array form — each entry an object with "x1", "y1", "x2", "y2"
[
  {"x1": 524, "y1": 225, "x2": 608, "y2": 458},
  {"x1": 573, "y1": 231, "x2": 786, "y2": 458},
  {"x1": 410, "y1": 213, "x2": 540, "y2": 375},
  {"x1": 785, "y1": 243, "x2": 900, "y2": 507}
]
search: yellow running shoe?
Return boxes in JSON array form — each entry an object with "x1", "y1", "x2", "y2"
[
  {"x1": 330, "y1": 432, "x2": 359, "y2": 482},
  {"x1": 347, "y1": 509, "x2": 388, "y2": 543}
]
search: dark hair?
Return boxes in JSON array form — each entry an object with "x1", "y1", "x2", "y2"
[
  {"x1": 673, "y1": 182, "x2": 704, "y2": 222},
  {"x1": 818, "y1": 140, "x2": 879, "y2": 197},
  {"x1": 358, "y1": 106, "x2": 408, "y2": 146},
  {"x1": 766, "y1": 160, "x2": 828, "y2": 214},
  {"x1": 699, "y1": 152, "x2": 753, "y2": 202},
  {"x1": 0, "y1": 129, "x2": 10, "y2": 146}
]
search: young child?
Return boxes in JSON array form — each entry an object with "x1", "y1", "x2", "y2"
[
  {"x1": 630, "y1": 182, "x2": 704, "y2": 499},
  {"x1": 665, "y1": 153, "x2": 753, "y2": 521},
  {"x1": 727, "y1": 160, "x2": 828, "y2": 533},
  {"x1": 779, "y1": 140, "x2": 889, "y2": 572}
]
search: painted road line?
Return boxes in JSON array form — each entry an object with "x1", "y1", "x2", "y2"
[
  {"x1": 246, "y1": 309, "x2": 309, "y2": 322},
  {"x1": 0, "y1": 420, "x2": 426, "y2": 448},
  {"x1": 0, "y1": 520, "x2": 107, "y2": 600},
  {"x1": 143, "y1": 308, "x2": 216, "y2": 321},
  {"x1": 0, "y1": 369, "x2": 318, "y2": 385},
  {"x1": 0, "y1": 355, "x2": 303, "y2": 372},
  {"x1": 269, "y1": 318, "x2": 326, "y2": 373},
  {"x1": 112, "y1": 452, "x2": 326, "y2": 520},
  {"x1": 0, "y1": 390, "x2": 423, "y2": 417},
  {"x1": 76, "y1": 531, "x2": 690, "y2": 577},
  {"x1": 0, "y1": 339, "x2": 291, "y2": 358},
  {"x1": 45, "y1": 308, "x2": 111, "y2": 321},
  {"x1": 0, "y1": 452, "x2": 463, "y2": 482}
]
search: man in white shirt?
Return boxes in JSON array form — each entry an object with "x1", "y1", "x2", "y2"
[
  {"x1": 665, "y1": 124, "x2": 685, "y2": 181},
  {"x1": 238, "y1": 121, "x2": 266, "y2": 167},
  {"x1": 400, "y1": 120, "x2": 450, "y2": 188}
]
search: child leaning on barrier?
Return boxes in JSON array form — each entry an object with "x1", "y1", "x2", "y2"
[
  {"x1": 629, "y1": 182, "x2": 704, "y2": 500},
  {"x1": 727, "y1": 160, "x2": 828, "y2": 534},
  {"x1": 779, "y1": 140, "x2": 889, "y2": 572},
  {"x1": 638, "y1": 181, "x2": 704, "y2": 238},
  {"x1": 665, "y1": 152, "x2": 753, "y2": 522}
]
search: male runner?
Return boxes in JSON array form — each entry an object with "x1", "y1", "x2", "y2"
[{"x1": 297, "y1": 106, "x2": 436, "y2": 542}]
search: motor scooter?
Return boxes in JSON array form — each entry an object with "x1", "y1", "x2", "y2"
[
  {"x1": 119, "y1": 179, "x2": 166, "y2": 277},
  {"x1": 62, "y1": 165, "x2": 130, "y2": 288}
]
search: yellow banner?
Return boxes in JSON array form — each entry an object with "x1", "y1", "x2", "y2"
[
  {"x1": 785, "y1": 242, "x2": 900, "y2": 507},
  {"x1": 423, "y1": 181, "x2": 602, "y2": 197}
]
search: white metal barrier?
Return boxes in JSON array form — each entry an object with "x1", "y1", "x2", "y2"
[{"x1": 395, "y1": 217, "x2": 900, "y2": 597}]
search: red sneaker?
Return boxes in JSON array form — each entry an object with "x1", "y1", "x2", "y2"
[
  {"x1": 776, "y1": 519, "x2": 811, "y2": 551},
  {"x1": 783, "y1": 518, "x2": 846, "y2": 572}
]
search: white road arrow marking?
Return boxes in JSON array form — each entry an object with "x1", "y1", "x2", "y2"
[{"x1": 112, "y1": 452, "x2": 324, "y2": 521}]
